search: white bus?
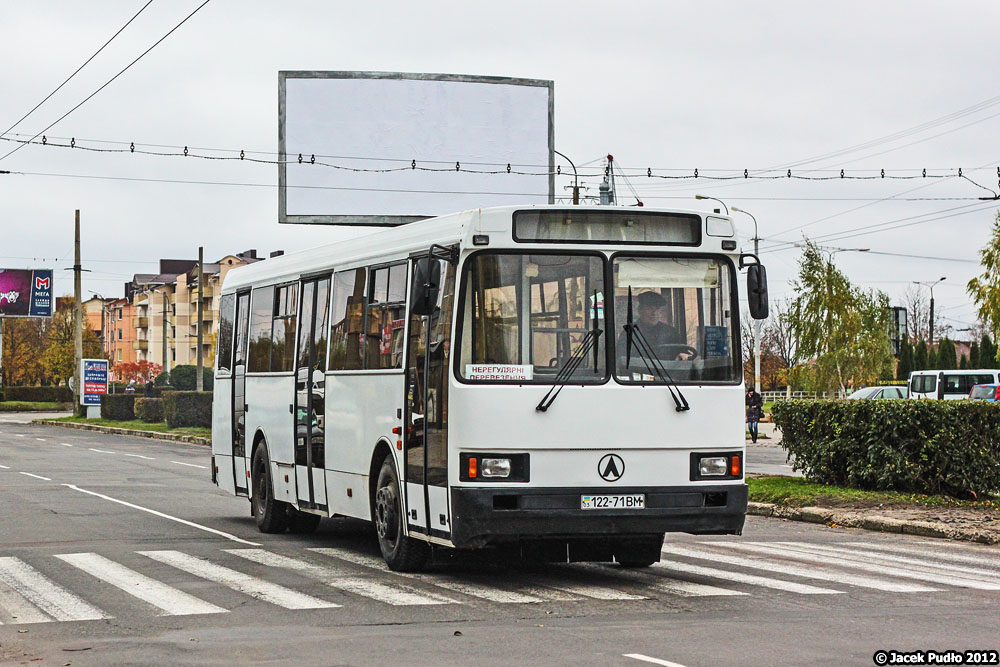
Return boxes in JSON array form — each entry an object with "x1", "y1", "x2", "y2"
[{"x1": 211, "y1": 205, "x2": 769, "y2": 571}]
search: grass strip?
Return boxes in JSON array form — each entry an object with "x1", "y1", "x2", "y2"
[
  {"x1": 46, "y1": 416, "x2": 211, "y2": 439},
  {"x1": 748, "y1": 475, "x2": 999, "y2": 510},
  {"x1": 0, "y1": 401, "x2": 70, "y2": 412}
]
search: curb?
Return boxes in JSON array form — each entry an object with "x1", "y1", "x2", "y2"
[
  {"x1": 747, "y1": 501, "x2": 1000, "y2": 545},
  {"x1": 34, "y1": 420, "x2": 211, "y2": 448}
]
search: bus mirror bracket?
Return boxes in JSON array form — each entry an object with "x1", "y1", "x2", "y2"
[{"x1": 740, "y1": 254, "x2": 769, "y2": 320}]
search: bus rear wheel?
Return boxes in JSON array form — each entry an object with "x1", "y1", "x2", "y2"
[
  {"x1": 373, "y1": 457, "x2": 428, "y2": 572},
  {"x1": 251, "y1": 443, "x2": 290, "y2": 534}
]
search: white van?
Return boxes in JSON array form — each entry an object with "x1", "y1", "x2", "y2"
[{"x1": 908, "y1": 369, "x2": 1000, "y2": 400}]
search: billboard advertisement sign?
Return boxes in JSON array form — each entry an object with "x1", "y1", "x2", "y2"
[
  {"x1": 0, "y1": 269, "x2": 54, "y2": 317},
  {"x1": 81, "y1": 358, "x2": 109, "y2": 406},
  {"x1": 278, "y1": 71, "x2": 554, "y2": 226}
]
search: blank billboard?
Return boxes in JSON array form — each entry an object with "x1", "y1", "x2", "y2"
[{"x1": 279, "y1": 72, "x2": 554, "y2": 226}]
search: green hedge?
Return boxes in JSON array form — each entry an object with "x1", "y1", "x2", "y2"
[
  {"x1": 163, "y1": 391, "x2": 212, "y2": 428},
  {"x1": 100, "y1": 394, "x2": 136, "y2": 421},
  {"x1": 168, "y1": 365, "x2": 214, "y2": 391},
  {"x1": 2, "y1": 386, "x2": 73, "y2": 402},
  {"x1": 771, "y1": 399, "x2": 1000, "y2": 497},
  {"x1": 134, "y1": 398, "x2": 164, "y2": 423}
]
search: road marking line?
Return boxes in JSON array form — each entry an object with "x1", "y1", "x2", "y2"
[
  {"x1": 0, "y1": 581, "x2": 52, "y2": 624},
  {"x1": 651, "y1": 556, "x2": 841, "y2": 595},
  {"x1": 694, "y1": 543, "x2": 938, "y2": 592},
  {"x1": 35, "y1": 438, "x2": 46, "y2": 442},
  {"x1": 575, "y1": 564, "x2": 749, "y2": 598},
  {"x1": 124, "y1": 453, "x2": 155, "y2": 460},
  {"x1": 171, "y1": 461, "x2": 207, "y2": 469},
  {"x1": 848, "y1": 542, "x2": 1000, "y2": 569},
  {"x1": 62, "y1": 484, "x2": 259, "y2": 546},
  {"x1": 766, "y1": 543, "x2": 1000, "y2": 590},
  {"x1": 19, "y1": 472, "x2": 51, "y2": 481},
  {"x1": 821, "y1": 542, "x2": 1000, "y2": 579},
  {"x1": 530, "y1": 578, "x2": 646, "y2": 601},
  {"x1": 309, "y1": 548, "x2": 550, "y2": 603},
  {"x1": 60, "y1": 443, "x2": 73, "y2": 447},
  {"x1": 15, "y1": 434, "x2": 25, "y2": 437},
  {"x1": 0, "y1": 464, "x2": 9, "y2": 469},
  {"x1": 138, "y1": 551, "x2": 339, "y2": 610},
  {"x1": 0, "y1": 557, "x2": 109, "y2": 622},
  {"x1": 624, "y1": 654, "x2": 689, "y2": 667},
  {"x1": 55, "y1": 553, "x2": 226, "y2": 617},
  {"x1": 227, "y1": 549, "x2": 456, "y2": 606},
  {"x1": 89, "y1": 448, "x2": 114, "y2": 454}
]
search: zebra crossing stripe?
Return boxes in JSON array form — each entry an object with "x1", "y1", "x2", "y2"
[
  {"x1": 0, "y1": 557, "x2": 109, "y2": 622},
  {"x1": 692, "y1": 543, "x2": 938, "y2": 593},
  {"x1": 528, "y1": 577, "x2": 646, "y2": 601},
  {"x1": 307, "y1": 548, "x2": 546, "y2": 603},
  {"x1": 575, "y1": 564, "x2": 745, "y2": 598},
  {"x1": 55, "y1": 553, "x2": 226, "y2": 617},
  {"x1": 652, "y1": 553, "x2": 842, "y2": 595},
  {"x1": 226, "y1": 549, "x2": 455, "y2": 606},
  {"x1": 137, "y1": 551, "x2": 339, "y2": 610},
  {"x1": 848, "y1": 542, "x2": 1000, "y2": 569},
  {"x1": 0, "y1": 581, "x2": 51, "y2": 624},
  {"x1": 766, "y1": 543, "x2": 1000, "y2": 590},
  {"x1": 829, "y1": 543, "x2": 1000, "y2": 579}
]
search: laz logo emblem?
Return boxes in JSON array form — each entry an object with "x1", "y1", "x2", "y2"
[{"x1": 598, "y1": 453, "x2": 625, "y2": 482}]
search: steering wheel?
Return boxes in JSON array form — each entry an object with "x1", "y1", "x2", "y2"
[{"x1": 653, "y1": 344, "x2": 699, "y2": 360}]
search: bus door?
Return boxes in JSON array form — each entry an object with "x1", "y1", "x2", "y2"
[
  {"x1": 404, "y1": 253, "x2": 456, "y2": 540},
  {"x1": 232, "y1": 291, "x2": 251, "y2": 495},
  {"x1": 294, "y1": 277, "x2": 331, "y2": 510}
]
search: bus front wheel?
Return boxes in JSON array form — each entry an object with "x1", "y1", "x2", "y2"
[
  {"x1": 374, "y1": 457, "x2": 429, "y2": 572},
  {"x1": 251, "y1": 443, "x2": 290, "y2": 534}
]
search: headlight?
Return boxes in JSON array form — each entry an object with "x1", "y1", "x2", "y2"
[
  {"x1": 481, "y1": 458, "x2": 511, "y2": 478},
  {"x1": 698, "y1": 456, "x2": 729, "y2": 476}
]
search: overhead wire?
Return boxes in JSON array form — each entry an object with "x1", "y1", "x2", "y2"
[{"x1": 0, "y1": 0, "x2": 214, "y2": 163}]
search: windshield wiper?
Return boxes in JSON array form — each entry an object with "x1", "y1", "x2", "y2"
[
  {"x1": 622, "y1": 286, "x2": 691, "y2": 412},
  {"x1": 536, "y1": 290, "x2": 603, "y2": 413}
]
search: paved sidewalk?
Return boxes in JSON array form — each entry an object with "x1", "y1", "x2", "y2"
[{"x1": 0, "y1": 411, "x2": 71, "y2": 424}]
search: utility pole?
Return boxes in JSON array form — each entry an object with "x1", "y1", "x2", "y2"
[
  {"x1": 73, "y1": 210, "x2": 83, "y2": 414},
  {"x1": 913, "y1": 277, "x2": 946, "y2": 347},
  {"x1": 196, "y1": 247, "x2": 204, "y2": 391}
]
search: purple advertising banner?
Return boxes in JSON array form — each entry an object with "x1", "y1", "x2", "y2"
[{"x1": 0, "y1": 269, "x2": 53, "y2": 317}]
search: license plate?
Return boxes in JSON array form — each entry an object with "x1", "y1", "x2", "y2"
[{"x1": 580, "y1": 494, "x2": 646, "y2": 510}]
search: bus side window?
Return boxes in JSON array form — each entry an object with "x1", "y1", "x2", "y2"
[
  {"x1": 218, "y1": 293, "x2": 235, "y2": 373},
  {"x1": 271, "y1": 284, "x2": 298, "y2": 373},
  {"x1": 365, "y1": 263, "x2": 408, "y2": 370},
  {"x1": 330, "y1": 268, "x2": 366, "y2": 370},
  {"x1": 248, "y1": 286, "x2": 274, "y2": 372}
]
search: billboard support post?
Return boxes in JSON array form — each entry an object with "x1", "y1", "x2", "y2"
[{"x1": 196, "y1": 247, "x2": 204, "y2": 392}]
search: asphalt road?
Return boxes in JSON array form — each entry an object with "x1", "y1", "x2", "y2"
[{"x1": 1, "y1": 423, "x2": 998, "y2": 667}]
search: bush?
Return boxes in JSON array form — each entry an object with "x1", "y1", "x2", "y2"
[
  {"x1": 154, "y1": 372, "x2": 170, "y2": 387},
  {"x1": 100, "y1": 394, "x2": 136, "y2": 421},
  {"x1": 167, "y1": 365, "x2": 214, "y2": 391},
  {"x1": 163, "y1": 391, "x2": 212, "y2": 428},
  {"x1": 134, "y1": 398, "x2": 164, "y2": 423},
  {"x1": 772, "y1": 399, "x2": 1000, "y2": 497},
  {"x1": 2, "y1": 386, "x2": 73, "y2": 402}
]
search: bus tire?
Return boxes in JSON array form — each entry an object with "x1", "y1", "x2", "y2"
[
  {"x1": 373, "y1": 456, "x2": 429, "y2": 572},
  {"x1": 287, "y1": 509, "x2": 321, "y2": 534},
  {"x1": 251, "y1": 442, "x2": 290, "y2": 534},
  {"x1": 614, "y1": 534, "x2": 664, "y2": 568}
]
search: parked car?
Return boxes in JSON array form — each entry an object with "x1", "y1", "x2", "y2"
[
  {"x1": 969, "y1": 384, "x2": 1000, "y2": 402},
  {"x1": 847, "y1": 386, "x2": 908, "y2": 400},
  {"x1": 909, "y1": 369, "x2": 1000, "y2": 400}
]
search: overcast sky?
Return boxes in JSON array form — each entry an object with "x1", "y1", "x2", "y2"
[{"x1": 1, "y1": 1, "x2": 997, "y2": 335}]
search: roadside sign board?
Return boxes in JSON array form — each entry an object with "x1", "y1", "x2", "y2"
[
  {"x1": 0, "y1": 268, "x2": 53, "y2": 317},
  {"x1": 81, "y1": 358, "x2": 109, "y2": 406}
]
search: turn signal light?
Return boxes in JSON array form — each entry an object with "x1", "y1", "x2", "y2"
[
  {"x1": 731, "y1": 454, "x2": 741, "y2": 477},
  {"x1": 468, "y1": 457, "x2": 478, "y2": 479}
]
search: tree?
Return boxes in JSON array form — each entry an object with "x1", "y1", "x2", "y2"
[
  {"x1": 786, "y1": 241, "x2": 895, "y2": 393},
  {"x1": 970, "y1": 341, "x2": 981, "y2": 368},
  {"x1": 982, "y1": 334, "x2": 998, "y2": 367},
  {"x1": 914, "y1": 339, "x2": 928, "y2": 371},
  {"x1": 903, "y1": 284, "x2": 951, "y2": 343},
  {"x1": 927, "y1": 346, "x2": 938, "y2": 371},
  {"x1": 40, "y1": 298, "x2": 104, "y2": 384},
  {"x1": 937, "y1": 338, "x2": 957, "y2": 370},
  {"x1": 967, "y1": 211, "x2": 1000, "y2": 352},
  {"x1": 0, "y1": 317, "x2": 48, "y2": 385},
  {"x1": 169, "y1": 364, "x2": 213, "y2": 391},
  {"x1": 959, "y1": 354, "x2": 969, "y2": 370},
  {"x1": 896, "y1": 339, "x2": 913, "y2": 380},
  {"x1": 112, "y1": 360, "x2": 162, "y2": 383}
]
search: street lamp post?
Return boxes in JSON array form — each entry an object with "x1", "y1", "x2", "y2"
[
  {"x1": 695, "y1": 194, "x2": 729, "y2": 215},
  {"x1": 732, "y1": 207, "x2": 762, "y2": 393},
  {"x1": 913, "y1": 277, "x2": 946, "y2": 346}
]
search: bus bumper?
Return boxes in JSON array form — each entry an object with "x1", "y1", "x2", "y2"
[{"x1": 449, "y1": 484, "x2": 748, "y2": 549}]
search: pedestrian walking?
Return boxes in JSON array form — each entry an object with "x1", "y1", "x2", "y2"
[{"x1": 746, "y1": 388, "x2": 764, "y2": 443}]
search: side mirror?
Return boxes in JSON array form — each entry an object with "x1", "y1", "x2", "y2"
[
  {"x1": 747, "y1": 264, "x2": 769, "y2": 320},
  {"x1": 410, "y1": 256, "x2": 442, "y2": 317}
]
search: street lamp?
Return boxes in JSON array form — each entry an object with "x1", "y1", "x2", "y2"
[
  {"x1": 554, "y1": 150, "x2": 579, "y2": 205},
  {"x1": 913, "y1": 277, "x2": 946, "y2": 346},
  {"x1": 732, "y1": 207, "x2": 762, "y2": 392},
  {"x1": 695, "y1": 194, "x2": 729, "y2": 215}
]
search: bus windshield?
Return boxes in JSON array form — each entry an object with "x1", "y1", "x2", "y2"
[
  {"x1": 457, "y1": 253, "x2": 606, "y2": 383},
  {"x1": 613, "y1": 256, "x2": 737, "y2": 384}
]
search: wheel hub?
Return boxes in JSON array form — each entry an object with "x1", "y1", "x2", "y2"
[{"x1": 375, "y1": 486, "x2": 397, "y2": 543}]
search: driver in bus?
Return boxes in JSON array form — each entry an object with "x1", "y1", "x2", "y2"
[{"x1": 619, "y1": 290, "x2": 692, "y2": 361}]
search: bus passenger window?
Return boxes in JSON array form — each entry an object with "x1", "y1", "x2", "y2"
[
  {"x1": 271, "y1": 284, "x2": 298, "y2": 373},
  {"x1": 217, "y1": 293, "x2": 235, "y2": 373},
  {"x1": 329, "y1": 268, "x2": 366, "y2": 370},
  {"x1": 366, "y1": 263, "x2": 407, "y2": 370},
  {"x1": 248, "y1": 286, "x2": 274, "y2": 372}
]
